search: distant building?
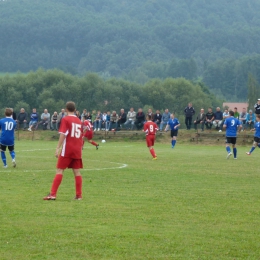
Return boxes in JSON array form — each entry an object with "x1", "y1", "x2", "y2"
[{"x1": 223, "y1": 102, "x2": 248, "y2": 112}]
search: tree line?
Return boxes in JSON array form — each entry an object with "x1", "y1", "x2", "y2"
[{"x1": 0, "y1": 70, "x2": 221, "y2": 125}]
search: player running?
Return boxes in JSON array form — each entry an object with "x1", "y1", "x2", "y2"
[
  {"x1": 143, "y1": 115, "x2": 158, "y2": 160},
  {"x1": 246, "y1": 114, "x2": 260, "y2": 155},
  {"x1": 223, "y1": 110, "x2": 242, "y2": 159},
  {"x1": 0, "y1": 108, "x2": 17, "y2": 168},
  {"x1": 82, "y1": 115, "x2": 99, "y2": 150},
  {"x1": 44, "y1": 101, "x2": 83, "y2": 200},
  {"x1": 165, "y1": 113, "x2": 180, "y2": 148}
]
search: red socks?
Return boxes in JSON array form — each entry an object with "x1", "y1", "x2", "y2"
[
  {"x1": 51, "y1": 174, "x2": 63, "y2": 196},
  {"x1": 91, "y1": 141, "x2": 98, "y2": 146},
  {"x1": 75, "y1": 176, "x2": 82, "y2": 197},
  {"x1": 150, "y1": 148, "x2": 156, "y2": 158}
]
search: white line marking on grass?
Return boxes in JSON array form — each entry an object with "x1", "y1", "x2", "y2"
[{"x1": 0, "y1": 162, "x2": 128, "y2": 173}]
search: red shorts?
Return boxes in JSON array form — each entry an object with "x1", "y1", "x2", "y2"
[
  {"x1": 146, "y1": 135, "x2": 155, "y2": 147},
  {"x1": 57, "y1": 156, "x2": 83, "y2": 169},
  {"x1": 83, "y1": 131, "x2": 93, "y2": 140}
]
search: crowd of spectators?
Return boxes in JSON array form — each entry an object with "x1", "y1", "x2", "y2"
[{"x1": 11, "y1": 99, "x2": 260, "y2": 133}]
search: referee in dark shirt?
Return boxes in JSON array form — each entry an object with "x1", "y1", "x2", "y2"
[{"x1": 254, "y1": 99, "x2": 260, "y2": 115}]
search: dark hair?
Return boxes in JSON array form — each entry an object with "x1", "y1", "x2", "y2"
[
  {"x1": 229, "y1": 111, "x2": 234, "y2": 116},
  {"x1": 147, "y1": 115, "x2": 152, "y2": 121},
  {"x1": 5, "y1": 108, "x2": 13, "y2": 117},
  {"x1": 66, "y1": 101, "x2": 76, "y2": 112}
]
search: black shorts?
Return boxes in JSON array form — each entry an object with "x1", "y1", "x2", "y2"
[
  {"x1": 226, "y1": 137, "x2": 236, "y2": 145},
  {"x1": 254, "y1": 137, "x2": 260, "y2": 143},
  {"x1": 171, "y1": 130, "x2": 178, "y2": 137},
  {"x1": 0, "y1": 144, "x2": 14, "y2": 152}
]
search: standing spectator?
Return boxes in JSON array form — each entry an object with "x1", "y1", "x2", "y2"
[
  {"x1": 246, "y1": 110, "x2": 256, "y2": 129},
  {"x1": 81, "y1": 109, "x2": 87, "y2": 122},
  {"x1": 213, "y1": 107, "x2": 223, "y2": 132},
  {"x1": 234, "y1": 107, "x2": 240, "y2": 119},
  {"x1": 57, "y1": 109, "x2": 67, "y2": 130},
  {"x1": 17, "y1": 108, "x2": 28, "y2": 130},
  {"x1": 160, "y1": 109, "x2": 171, "y2": 131},
  {"x1": 28, "y1": 108, "x2": 38, "y2": 131},
  {"x1": 124, "y1": 108, "x2": 136, "y2": 130},
  {"x1": 43, "y1": 101, "x2": 83, "y2": 201},
  {"x1": 93, "y1": 111, "x2": 102, "y2": 131},
  {"x1": 10, "y1": 108, "x2": 17, "y2": 121},
  {"x1": 75, "y1": 110, "x2": 81, "y2": 120},
  {"x1": 194, "y1": 108, "x2": 206, "y2": 132},
  {"x1": 184, "y1": 103, "x2": 195, "y2": 130},
  {"x1": 143, "y1": 115, "x2": 158, "y2": 160},
  {"x1": 51, "y1": 111, "x2": 58, "y2": 131},
  {"x1": 117, "y1": 109, "x2": 126, "y2": 131},
  {"x1": 239, "y1": 108, "x2": 247, "y2": 131},
  {"x1": 135, "y1": 108, "x2": 145, "y2": 130},
  {"x1": 254, "y1": 98, "x2": 260, "y2": 115},
  {"x1": 153, "y1": 110, "x2": 162, "y2": 127},
  {"x1": 38, "y1": 109, "x2": 50, "y2": 130},
  {"x1": 105, "y1": 111, "x2": 111, "y2": 131},
  {"x1": 101, "y1": 111, "x2": 107, "y2": 130},
  {"x1": 110, "y1": 111, "x2": 118, "y2": 131},
  {"x1": 205, "y1": 107, "x2": 215, "y2": 130},
  {"x1": 223, "y1": 110, "x2": 242, "y2": 159}
]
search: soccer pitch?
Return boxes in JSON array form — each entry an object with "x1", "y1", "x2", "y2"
[{"x1": 1, "y1": 140, "x2": 260, "y2": 259}]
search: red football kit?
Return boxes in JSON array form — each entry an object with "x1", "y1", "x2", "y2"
[
  {"x1": 57, "y1": 115, "x2": 83, "y2": 169},
  {"x1": 83, "y1": 120, "x2": 93, "y2": 140},
  {"x1": 144, "y1": 121, "x2": 158, "y2": 147}
]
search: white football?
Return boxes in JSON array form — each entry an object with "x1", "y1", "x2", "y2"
[{"x1": 101, "y1": 139, "x2": 106, "y2": 143}]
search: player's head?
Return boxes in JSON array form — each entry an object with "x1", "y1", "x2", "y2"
[
  {"x1": 83, "y1": 115, "x2": 87, "y2": 121},
  {"x1": 66, "y1": 101, "x2": 76, "y2": 113},
  {"x1": 170, "y1": 113, "x2": 175, "y2": 119},
  {"x1": 33, "y1": 108, "x2": 36, "y2": 112},
  {"x1": 229, "y1": 111, "x2": 234, "y2": 116},
  {"x1": 257, "y1": 114, "x2": 260, "y2": 122},
  {"x1": 258, "y1": 98, "x2": 260, "y2": 104},
  {"x1": 5, "y1": 108, "x2": 13, "y2": 117},
  {"x1": 146, "y1": 114, "x2": 152, "y2": 121}
]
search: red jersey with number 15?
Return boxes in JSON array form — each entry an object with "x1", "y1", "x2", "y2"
[
  {"x1": 59, "y1": 115, "x2": 82, "y2": 159},
  {"x1": 144, "y1": 121, "x2": 158, "y2": 135}
]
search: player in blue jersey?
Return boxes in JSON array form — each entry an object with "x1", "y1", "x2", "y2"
[
  {"x1": 0, "y1": 108, "x2": 17, "y2": 168},
  {"x1": 223, "y1": 110, "x2": 242, "y2": 159},
  {"x1": 246, "y1": 114, "x2": 260, "y2": 155},
  {"x1": 165, "y1": 113, "x2": 180, "y2": 148}
]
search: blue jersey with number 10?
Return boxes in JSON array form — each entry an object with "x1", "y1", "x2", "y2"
[
  {"x1": 0, "y1": 117, "x2": 17, "y2": 146},
  {"x1": 224, "y1": 117, "x2": 241, "y2": 137}
]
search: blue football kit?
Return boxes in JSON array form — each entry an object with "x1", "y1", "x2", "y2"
[
  {"x1": 254, "y1": 122, "x2": 260, "y2": 137},
  {"x1": 224, "y1": 117, "x2": 241, "y2": 137},
  {"x1": 0, "y1": 116, "x2": 17, "y2": 167},
  {"x1": 167, "y1": 118, "x2": 180, "y2": 130}
]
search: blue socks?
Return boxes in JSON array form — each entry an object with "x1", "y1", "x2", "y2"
[
  {"x1": 226, "y1": 146, "x2": 231, "y2": 153},
  {"x1": 171, "y1": 140, "x2": 176, "y2": 148},
  {"x1": 233, "y1": 148, "x2": 237, "y2": 158},
  {"x1": 250, "y1": 147, "x2": 256, "y2": 154},
  {"x1": 9, "y1": 151, "x2": 15, "y2": 160},
  {"x1": 1, "y1": 151, "x2": 7, "y2": 166}
]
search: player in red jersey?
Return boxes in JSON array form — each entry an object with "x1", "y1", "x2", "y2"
[
  {"x1": 143, "y1": 115, "x2": 159, "y2": 160},
  {"x1": 82, "y1": 115, "x2": 99, "y2": 150},
  {"x1": 43, "y1": 101, "x2": 83, "y2": 200}
]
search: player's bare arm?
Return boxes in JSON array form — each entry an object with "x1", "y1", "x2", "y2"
[{"x1": 55, "y1": 133, "x2": 66, "y2": 158}]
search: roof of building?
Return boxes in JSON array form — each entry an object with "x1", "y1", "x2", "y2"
[{"x1": 222, "y1": 102, "x2": 248, "y2": 112}]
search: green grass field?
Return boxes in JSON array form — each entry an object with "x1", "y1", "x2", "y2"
[{"x1": 1, "y1": 140, "x2": 260, "y2": 259}]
